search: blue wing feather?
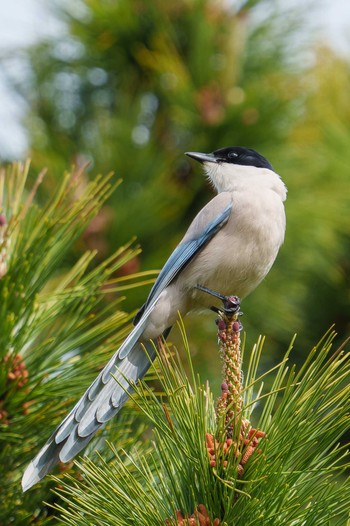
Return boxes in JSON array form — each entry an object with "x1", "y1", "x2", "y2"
[{"x1": 134, "y1": 202, "x2": 232, "y2": 325}]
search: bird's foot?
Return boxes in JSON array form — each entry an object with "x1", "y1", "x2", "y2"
[{"x1": 196, "y1": 284, "x2": 241, "y2": 316}]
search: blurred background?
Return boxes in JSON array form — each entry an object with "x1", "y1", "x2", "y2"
[{"x1": 0, "y1": 0, "x2": 349, "y2": 386}]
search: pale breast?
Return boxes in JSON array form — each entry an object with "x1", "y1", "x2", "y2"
[{"x1": 178, "y1": 188, "x2": 286, "y2": 310}]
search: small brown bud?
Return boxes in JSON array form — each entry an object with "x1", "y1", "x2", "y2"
[
  {"x1": 176, "y1": 510, "x2": 185, "y2": 521},
  {"x1": 217, "y1": 319, "x2": 226, "y2": 331},
  {"x1": 237, "y1": 464, "x2": 244, "y2": 476},
  {"x1": 241, "y1": 445, "x2": 255, "y2": 465},
  {"x1": 206, "y1": 433, "x2": 214, "y2": 448},
  {"x1": 255, "y1": 430, "x2": 266, "y2": 439},
  {"x1": 232, "y1": 321, "x2": 240, "y2": 332}
]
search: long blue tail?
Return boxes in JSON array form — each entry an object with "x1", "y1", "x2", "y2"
[{"x1": 22, "y1": 335, "x2": 158, "y2": 491}]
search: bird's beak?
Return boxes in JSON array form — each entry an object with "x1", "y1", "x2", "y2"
[{"x1": 185, "y1": 151, "x2": 217, "y2": 164}]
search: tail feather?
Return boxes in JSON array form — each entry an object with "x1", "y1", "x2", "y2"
[
  {"x1": 22, "y1": 338, "x2": 156, "y2": 492},
  {"x1": 22, "y1": 439, "x2": 63, "y2": 490},
  {"x1": 59, "y1": 431, "x2": 94, "y2": 463},
  {"x1": 55, "y1": 414, "x2": 76, "y2": 443}
]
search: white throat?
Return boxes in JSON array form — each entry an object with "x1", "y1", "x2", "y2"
[{"x1": 203, "y1": 161, "x2": 287, "y2": 201}]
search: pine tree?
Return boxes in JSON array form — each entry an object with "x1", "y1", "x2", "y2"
[
  {"x1": 1, "y1": 162, "x2": 349, "y2": 524},
  {"x1": 53, "y1": 305, "x2": 350, "y2": 525},
  {"x1": 1, "y1": 2, "x2": 349, "y2": 521},
  {"x1": 0, "y1": 161, "x2": 153, "y2": 524}
]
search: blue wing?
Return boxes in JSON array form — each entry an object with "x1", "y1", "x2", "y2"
[{"x1": 133, "y1": 201, "x2": 233, "y2": 327}]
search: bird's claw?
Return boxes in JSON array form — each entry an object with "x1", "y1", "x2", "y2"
[
  {"x1": 222, "y1": 295, "x2": 241, "y2": 315},
  {"x1": 196, "y1": 284, "x2": 241, "y2": 316}
]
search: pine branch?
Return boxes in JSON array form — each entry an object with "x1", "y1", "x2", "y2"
[
  {"x1": 53, "y1": 311, "x2": 350, "y2": 525},
  {"x1": 0, "y1": 161, "x2": 156, "y2": 524}
]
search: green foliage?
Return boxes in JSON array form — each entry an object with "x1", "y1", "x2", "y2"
[
  {"x1": 277, "y1": 49, "x2": 350, "y2": 350},
  {"x1": 21, "y1": 0, "x2": 303, "y2": 266},
  {"x1": 8, "y1": 0, "x2": 349, "y2": 375},
  {"x1": 0, "y1": 161, "x2": 349, "y2": 524},
  {"x1": 1, "y1": 2, "x2": 350, "y2": 522},
  {"x1": 54, "y1": 326, "x2": 350, "y2": 525},
  {"x1": 0, "y1": 162, "x2": 154, "y2": 524}
]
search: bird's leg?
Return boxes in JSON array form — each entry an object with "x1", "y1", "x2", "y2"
[{"x1": 196, "y1": 284, "x2": 242, "y2": 317}]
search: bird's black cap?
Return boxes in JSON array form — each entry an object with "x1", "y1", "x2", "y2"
[{"x1": 186, "y1": 146, "x2": 273, "y2": 171}]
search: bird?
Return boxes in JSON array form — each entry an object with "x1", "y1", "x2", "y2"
[{"x1": 22, "y1": 146, "x2": 287, "y2": 491}]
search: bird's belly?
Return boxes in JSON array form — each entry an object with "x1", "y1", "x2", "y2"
[
  {"x1": 179, "y1": 221, "x2": 283, "y2": 310},
  {"x1": 187, "y1": 253, "x2": 266, "y2": 307}
]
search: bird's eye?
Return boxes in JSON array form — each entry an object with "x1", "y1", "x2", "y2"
[{"x1": 228, "y1": 152, "x2": 239, "y2": 159}]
